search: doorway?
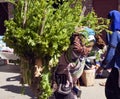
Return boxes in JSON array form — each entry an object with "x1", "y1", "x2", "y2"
[{"x1": 0, "y1": 3, "x2": 8, "y2": 35}]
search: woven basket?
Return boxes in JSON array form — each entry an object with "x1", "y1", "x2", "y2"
[{"x1": 81, "y1": 69, "x2": 95, "y2": 86}]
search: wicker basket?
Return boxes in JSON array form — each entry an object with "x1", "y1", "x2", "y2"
[{"x1": 81, "y1": 69, "x2": 95, "y2": 86}]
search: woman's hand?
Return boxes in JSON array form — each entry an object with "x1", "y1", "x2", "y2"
[
  {"x1": 96, "y1": 66, "x2": 104, "y2": 74},
  {"x1": 73, "y1": 36, "x2": 83, "y2": 53}
]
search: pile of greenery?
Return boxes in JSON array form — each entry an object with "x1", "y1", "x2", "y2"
[{"x1": 4, "y1": 0, "x2": 109, "y2": 99}]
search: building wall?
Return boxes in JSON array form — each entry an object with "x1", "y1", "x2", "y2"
[
  {"x1": 118, "y1": 0, "x2": 120, "y2": 11},
  {"x1": 84, "y1": 0, "x2": 119, "y2": 17},
  {"x1": 93, "y1": 0, "x2": 118, "y2": 18},
  {"x1": 92, "y1": 0, "x2": 118, "y2": 44},
  {"x1": 83, "y1": 0, "x2": 93, "y2": 15}
]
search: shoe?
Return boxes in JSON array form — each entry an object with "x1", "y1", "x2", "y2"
[{"x1": 72, "y1": 86, "x2": 82, "y2": 98}]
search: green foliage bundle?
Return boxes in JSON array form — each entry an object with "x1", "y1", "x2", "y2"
[
  {"x1": 4, "y1": 0, "x2": 82, "y2": 62},
  {"x1": 81, "y1": 11, "x2": 110, "y2": 34},
  {"x1": 4, "y1": 0, "x2": 83, "y2": 98},
  {"x1": 3, "y1": 0, "x2": 110, "y2": 98}
]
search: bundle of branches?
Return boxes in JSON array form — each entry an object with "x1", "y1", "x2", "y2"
[
  {"x1": 4, "y1": 0, "x2": 109, "y2": 99},
  {"x1": 4, "y1": 0, "x2": 82, "y2": 98}
]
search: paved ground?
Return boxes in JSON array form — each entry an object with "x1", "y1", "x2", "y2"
[
  {"x1": 0, "y1": 64, "x2": 107, "y2": 99},
  {"x1": 81, "y1": 78, "x2": 106, "y2": 99},
  {"x1": 0, "y1": 64, "x2": 35, "y2": 99}
]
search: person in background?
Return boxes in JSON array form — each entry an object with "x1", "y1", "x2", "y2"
[{"x1": 97, "y1": 10, "x2": 120, "y2": 99}]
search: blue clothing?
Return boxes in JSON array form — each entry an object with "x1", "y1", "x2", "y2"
[
  {"x1": 83, "y1": 27, "x2": 96, "y2": 42},
  {"x1": 84, "y1": 27, "x2": 95, "y2": 36},
  {"x1": 102, "y1": 31, "x2": 120, "y2": 69},
  {"x1": 102, "y1": 10, "x2": 120, "y2": 69},
  {"x1": 109, "y1": 10, "x2": 120, "y2": 32}
]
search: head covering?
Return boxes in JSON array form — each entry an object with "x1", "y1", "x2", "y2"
[
  {"x1": 108, "y1": 10, "x2": 120, "y2": 31},
  {"x1": 74, "y1": 26, "x2": 96, "y2": 46},
  {"x1": 84, "y1": 27, "x2": 95, "y2": 36},
  {"x1": 84, "y1": 27, "x2": 95, "y2": 42}
]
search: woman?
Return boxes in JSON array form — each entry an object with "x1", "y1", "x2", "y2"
[
  {"x1": 50, "y1": 27, "x2": 96, "y2": 99},
  {"x1": 97, "y1": 10, "x2": 120, "y2": 99}
]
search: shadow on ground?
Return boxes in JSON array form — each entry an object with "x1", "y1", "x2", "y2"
[
  {"x1": 0, "y1": 84, "x2": 35, "y2": 98},
  {"x1": 6, "y1": 75, "x2": 20, "y2": 81},
  {"x1": 0, "y1": 64, "x2": 36, "y2": 99},
  {"x1": 0, "y1": 64, "x2": 20, "y2": 73}
]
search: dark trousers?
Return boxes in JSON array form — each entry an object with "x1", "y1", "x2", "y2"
[{"x1": 105, "y1": 67, "x2": 120, "y2": 99}]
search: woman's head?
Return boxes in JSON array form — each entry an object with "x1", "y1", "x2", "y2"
[
  {"x1": 70, "y1": 27, "x2": 96, "y2": 56},
  {"x1": 108, "y1": 10, "x2": 120, "y2": 31},
  {"x1": 82, "y1": 41, "x2": 95, "y2": 56},
  {"x1": 70, "y1": 34, "x2": 95, "y2": 56},
  {"x1": 70, "y1": 33, "x2": 85, "y2": 46}
]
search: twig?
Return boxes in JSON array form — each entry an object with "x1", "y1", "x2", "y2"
[
  {"x1": 75, "y1": 5, "x2": 86, "y2": 29},
  {"x1": 23, "y1": 0, "x2": 28, "y2": 28},
  {"x1": 39, "y1": 10, "x2": 47, "y2": 35}
]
